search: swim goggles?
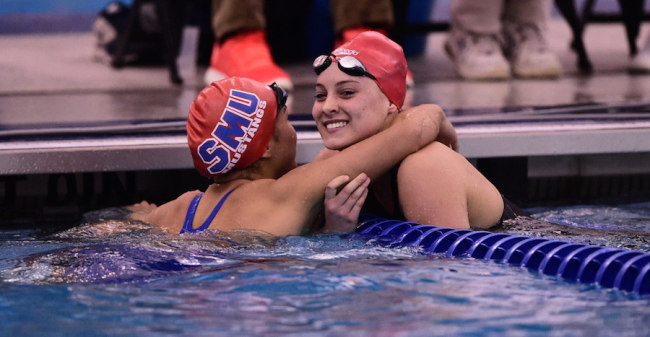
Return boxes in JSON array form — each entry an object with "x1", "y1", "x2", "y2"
[
  {"x1": 270, "y1": 82, "x2": 288, "y2": 111},
  {"x1": 313, "y1": 54, "x2": 376, "y2": 80}
]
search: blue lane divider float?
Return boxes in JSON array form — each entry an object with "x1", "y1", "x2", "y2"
[{"x1": 352, "y1": 215, "x2": 650, "y2": 295}]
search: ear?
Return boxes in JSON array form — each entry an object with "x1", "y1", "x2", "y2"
[
  {"x1": 261, "y1": 145, "x2": 272, "y2": 159},
  {"x1": 387, "y1": 102, "x2": 399, "y2": 115}
]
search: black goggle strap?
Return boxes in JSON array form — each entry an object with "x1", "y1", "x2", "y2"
[{"x1": 270, "y1": 82, "x2": 288, "y2": 110}]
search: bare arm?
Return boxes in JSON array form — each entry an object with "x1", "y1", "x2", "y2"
[
  {"x1": 282, "y1": 104, "x2": 451, "y2": 192},
  {"x1": 312, "y1": 148, "x2": 338, "y2": 162},
  {"x1": 267, "y1": 104, "x2": 454, "y2": 235}
]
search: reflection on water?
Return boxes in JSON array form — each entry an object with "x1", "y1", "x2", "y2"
[{"x1": 0, "y1": 201, "x2": 649, "y2": 336}]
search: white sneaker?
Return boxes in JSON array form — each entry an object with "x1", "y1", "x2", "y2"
[
  {"x1": 445, "y1": 28, "x2": 510, "y2": 80},
  {"x1": 630, "y1": 51, "x2": 650, "y2": 73},
  {"x1": 629, "y1": 36, "x2": 650, "y2": 73},
  {"x1": 503, "y1": 22, "x2": 562, "y2": 78}
]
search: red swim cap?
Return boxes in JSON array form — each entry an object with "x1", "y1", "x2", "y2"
[
  {"x1": 332, "y1": 31, "x2": 407, "y2": 109},
  {"x1": 187, "y1": 77, "x2": 278, "y2": 178}
]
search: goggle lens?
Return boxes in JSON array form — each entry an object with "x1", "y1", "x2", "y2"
[
  {"x1": 313, "y1": 54, "x2": 376, "y2": 80},
  {"x1": 313, "y1": 54, "x2": 332, "y2": 75}
]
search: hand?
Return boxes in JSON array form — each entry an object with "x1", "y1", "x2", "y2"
[
  {"x1": 436, "y1": 111, "x2": 459, "y2": 152},
  {"x1": 127, "y1": 200, "x2": 158, "y2": 220},
  {"x1": 399, "y1": 104, "x2": 459, "y2": 152},
  {"x1": 322, "y1": 173, "x2": 371, "y2": 233}
]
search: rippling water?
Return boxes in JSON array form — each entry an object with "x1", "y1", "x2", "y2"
[{"x1": 1, "y1": 201, "x2": 650, "y2": 336}]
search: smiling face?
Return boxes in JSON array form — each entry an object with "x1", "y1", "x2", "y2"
[{"x1": 312, "y1": 65, "x2": 398, "y2": 150}]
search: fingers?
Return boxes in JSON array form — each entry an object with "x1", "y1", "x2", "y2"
[
  {"x1": 444, "y1": 119, "x2": 459, "y2": 151},
  {"x1": 336, "y1": 173, "x2": 370, "y2": 213},
  {"x1": 449, "y1": 139, "x2": 459, "y2": 152},
  {"x1": 322, "y1": 173, "x2": 371, "y2": 233},
  {"x1": 325, "y1": 175, "x2": 350, "y2": 200},
  {"x1": 405, "y1": 104, "x2": 459, "y2": 152},
  {"x1": 435, "y1": 110, "x2": 459, "y2": 152},
  {"x1": 351, "y1": 187, "x2": 369, "y2": 214},
  {"x1": 324, "y1": 173, "x2": 370, "y2": 210}
]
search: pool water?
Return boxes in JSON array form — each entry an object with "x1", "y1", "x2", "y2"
[{"x1": 1, "y1": 201, "x2": 650, "y2": 336}]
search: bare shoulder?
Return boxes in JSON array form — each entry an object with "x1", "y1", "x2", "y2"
[
  {"x1": 397, "y1": 141, "x2": 503, "y2": 229},
  {"x1": 176, "y1": 190, "x2": 202, "y2": 203},
  {"x1": 399, "y1": 141, "x2": 463, "y2": 171},
  {"x1": 143, "y1": 190, "x2": 202, "y2": 233},
  {"x1": 221, "y1": 179, "x2": 309, "y2": 235},
  {"x1": 237, "y1": 179, "x2": 281, "y2": 200},
  {"x1": 163, "y1": 190, "x2": 203, "y2": 212},
  {"x1": 160, "y1": 189, "x2": 203, "y2": 215},
  {"x1": 227, "y1": 179, "x2": 289, "y2": 215},
  {"x1": 396, "y1": 141, "x2": 479, "y2": 192},
  {"x1": 396, "y1": 141, "x2": 468, "y2": 188},
  {"x1": 417, "y1": 141, "x2": 459, "y2": 157}
]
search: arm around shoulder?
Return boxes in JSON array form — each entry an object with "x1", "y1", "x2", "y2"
[
  {"x1": 267, "y1": 104, "x2": 456, "y2": 234},
  {"x1": 273, "y1": 106, "x2": 434, "y2": 206}
]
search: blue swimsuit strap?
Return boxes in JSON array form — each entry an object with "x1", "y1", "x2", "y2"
[{"x1": 180, "y1": 188, "x2": 238, "y2": 234}]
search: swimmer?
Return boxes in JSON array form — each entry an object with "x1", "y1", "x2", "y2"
[
  {"x1": 312, "y1": 32, "x2": 526, "y2": 230},
  {"x1": 127, "y1": 77, "x2": 458, "y2": 236}
]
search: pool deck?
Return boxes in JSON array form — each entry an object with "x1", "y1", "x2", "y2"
[{"x1": 2, "y1": 17, "x2": 650, "y2": 179}]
